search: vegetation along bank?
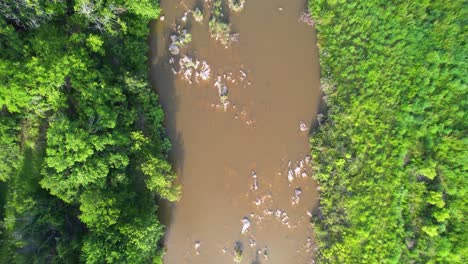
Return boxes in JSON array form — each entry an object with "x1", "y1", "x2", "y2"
[
  {"x1": 0, "y1": 1, "x2": 179, "y2": 263},
  {"x1": 308, "y1": 0, "x2": 467, "y2": 263}
]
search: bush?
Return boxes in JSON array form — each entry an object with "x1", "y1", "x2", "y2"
[
  {"x1": 209, "y1": 0, "x2": 232, "y2": 46},
  {"x1": 192, "y1": 8, "x2": 204, "y2": 22},
  {"x1": 228, "y1": 0, "x2": 246, "y2": 13}
]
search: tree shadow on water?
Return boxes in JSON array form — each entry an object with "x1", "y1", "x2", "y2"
[{"x1": 148, "y1": 19, "x2": 185, "y2": 232}]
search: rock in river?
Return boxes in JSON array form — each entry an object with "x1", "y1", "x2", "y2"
[
  {"x1": 288, "y1": 168, "x2": 294, "y2": 183},
  {"x1": 194, "y1": 241, "x2": 201, "y2": 255},
  {"x1": 241, "y1": 217, "x2": 251, "y2": 234},
  {"x1": 299, "y1": 121, "x2": 308, "y2": 132},
  {"x1": 169, "y1": 43, "x2": 180, "y2": 55}
]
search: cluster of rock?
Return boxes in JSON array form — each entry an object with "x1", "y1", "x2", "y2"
[
  {"x1": 236, "y1": 171, "x2": 274, "y2": 261},
  {"x1": 253, "y1": 193, "x2": 272, "y2": 207},
  {"x1": 168, "y1": 26, "x2": 192, "y2": 56},
  {"x1": 166, "y1": 13, "x2": 214, "y2": 87},
  {"x1": 292, "y1": 188, "x2": 302, "y2": 205},
  {"x1": 175, "y1": 56, "x2": 211, "y2": 84},
  {"x1": 165, "y1": 5, "x2": 257, "y2": 127},
  {"x1": 169, "y1": 2, "x2": 319, "y2": 261},
  {"x1": 191, "y1": 157, "x2": 314, "y2": 260},
  {"x1": 209, "y1": 69, "x2": 255, "y2": 126},
  {"x1": 193, "y1": 155, "x2": 314, "y2": 260},
  {"x1": 287, "y1": 155, "x2": 311, "y2": 183}
]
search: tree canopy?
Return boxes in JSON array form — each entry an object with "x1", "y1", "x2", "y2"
[{"x1": 0, "y1": 0, "x2": 177, "y2": 262}]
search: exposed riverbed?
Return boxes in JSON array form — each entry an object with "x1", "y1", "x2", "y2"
[{"x1": 149, "y1": 0, "x2": 321, "y2": 263}]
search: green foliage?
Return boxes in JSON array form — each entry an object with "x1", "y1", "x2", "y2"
[
  {"x1": 86, "y1": 34, "x2": 105, "y2": 54},
  {"x1": 174, "y1": 29, "x2": 192, "y2": 48},
  {"x1": 141, "y1": 156, "x2": 181, "y2": 202},
  {"x1": 209, "y1": 0, "x2": 232, "y2": 46},
  {"x1": 80, "y1": 189, "x2": 164, "y2": 263},
  {"x1": 192, "y1": 8, "x2": 204, "y2": 23},
  {"x1": 2, "y1": 147, "x2": 85, "y2": 264},
  {"x1": 309, "y1": 0, "x2": 467, "y2": 263},
  {"x1": 0, "y1": 117, "x2": 21, "y2": 182},
  {"x1": 73, "y1": 0, "x2": 160, "y2": 35},
  {"x1": 0, "y1": 1, "x2": 178, "y2": 262},
  {"x1": 228, "y1": 0, "x2": 246, "y2": 13},
  {"x1": 233, "y1": 245, "x2": 243, "y2": 263},
  {"x1": 0, "y1": 0, "x2": 67, "y2": 29}
]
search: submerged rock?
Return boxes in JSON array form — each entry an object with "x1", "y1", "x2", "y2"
[
  {"x1": 219, "y1": 85, "x2": 228, "y2": 96},
  {"x1": 234, "y1": 242, "x2": 243, "y2": 263},
  {"x1": 240, "y1": 69, "x2": 247, "y2": 79},
  {"x1": 230, "y1": 33, "x2": 240, "y2": 42},
  {"x1": 305, "y1": 237, "x2": 313, "y2": 252},
  {"x1": 275, "y1": 209, "x2": 282, "y2": 218},
  {"x1": 251, "y1": 170, "x2": 257, "y2": 178},
  {"x1": 249, "y1": 237, "x2": 256, "y2": 247},
  {"x1": 199, "y1": 60, "x2": 211, "y2": 80},
  {"x1": 292, "y1": 188, "x2": 302, "y2": 205},
  {"x1": 263, "y1": 246, "x2": 269, "y2": 260},
  {"x1": 252, "y1": 179, "x2": 259, "y2": 191},
  {"x1": 264, "y1": 209, "x2": 274, "y2": 215},
  {"x1": 254, "y1": 198, "x2": 262, "y2": 206}
]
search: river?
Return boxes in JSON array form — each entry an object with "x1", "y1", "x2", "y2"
[{"x1": 149, "y1": 0, "x2": 321, "y2": 263}]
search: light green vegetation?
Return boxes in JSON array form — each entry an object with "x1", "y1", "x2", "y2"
[
  {"x1": 0, "y1": 0, "x2": 179, "y2": 263},
  {"x1": 176, "y1": 29, "x2": 192, "y2": 47},
  {"x1": 192, "y1": 8, "x2": 204, "y2": 23},
  {"x1": 228, "y1": 0, "x2": 246, "y2": 13},
  {"x1": 233, "y1": 245, "x2": 243, "y2": 263},
  {"x1": 209, "y1": 0, "x2": 232, "y2": 46},
  {"x1": 308, "y1": 0, "x2": 467, "y2": 263}
]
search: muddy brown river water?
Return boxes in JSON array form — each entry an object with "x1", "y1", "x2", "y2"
[{"x1": 149, "y1": 0, "x2": 321, "y2": 263}]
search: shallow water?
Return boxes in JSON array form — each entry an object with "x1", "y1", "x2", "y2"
[{"x1": 149, "y1": 0, "x2": 321, "y2": 263}]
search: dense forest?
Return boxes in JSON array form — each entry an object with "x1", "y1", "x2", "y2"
[
  {"x1": 309, "y1": 0, "x2": 467, "y2": 263},
  {"x1": 0, "y1": 0, "x2": 179, "y2": 263}
]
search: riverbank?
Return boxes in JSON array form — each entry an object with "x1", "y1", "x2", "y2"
[
  {"x1": 0, "y1": 2, "x2": 175, "y2": 263},
  {"x1": 308, "y1": 1, "x2": 467, "y2": 263}
]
